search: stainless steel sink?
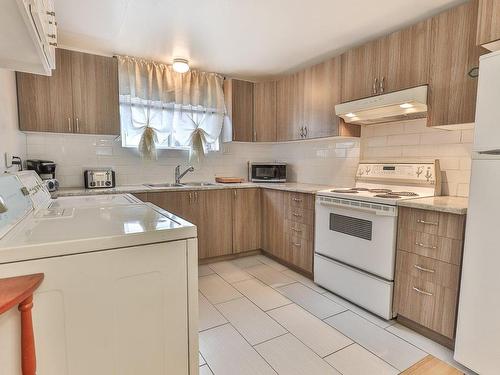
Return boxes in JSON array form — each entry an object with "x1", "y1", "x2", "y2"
[
  {"x1": 181, "y1": 182, "x2": 216, "y2": 187},
  {"x1": 145, "y1": 183, "x2": 184, "y2": 188}
]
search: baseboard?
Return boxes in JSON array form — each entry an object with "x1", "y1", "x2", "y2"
[{"x1": 397, "y1": 315, "x2": 455, "y2": 350}]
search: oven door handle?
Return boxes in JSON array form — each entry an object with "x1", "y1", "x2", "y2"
[{"x1": 318, "y1": 200, "x2": 396, "y2": 217}]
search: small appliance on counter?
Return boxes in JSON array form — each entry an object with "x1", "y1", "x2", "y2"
[
  {"x1": 84, "y1": 169, "x2": 116, "y2": 189},
  {"x1": 248, "y1": 162, "x2": 287, "y2": 182},
  {"x1": 26, "y1": 159, "x2": 59, "y2": 192}
]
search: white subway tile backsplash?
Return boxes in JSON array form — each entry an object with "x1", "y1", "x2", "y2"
[{"x1": 386, "y1": 134, "x2": 420, "y2": 146}]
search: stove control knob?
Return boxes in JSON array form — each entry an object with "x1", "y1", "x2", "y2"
[
  {"x1": 425, "y1": 170, "x2": 432, "y2": 180},
  {"x1": 365, "y1": 167, "x2": 371, "y2": 174},
  {"x1": 359, "y1": 169, "x2": 365, "y2": 176},
  {"x1": 416, "y1": 166, "x2": 424, "y2": 177}
]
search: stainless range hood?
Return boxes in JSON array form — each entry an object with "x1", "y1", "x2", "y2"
[{"x1": 335, "y1": 85, "x2": 428, "y2": 125}]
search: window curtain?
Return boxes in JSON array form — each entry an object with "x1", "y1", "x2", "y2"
[{"x1": 118, "y1": 56, "x2": 228, "y2": 160}]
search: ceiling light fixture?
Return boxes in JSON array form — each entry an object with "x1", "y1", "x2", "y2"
[
  {"x1": 400, "y1": 103, "x2": 414, "y2": 109},
  {"x1": 173, "y1": 58, "x2": 190, "y2": 73}
]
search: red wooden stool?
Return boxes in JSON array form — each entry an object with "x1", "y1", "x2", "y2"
[{"x1": 0, "y1": 274, "x2": 44, "y2": 375}]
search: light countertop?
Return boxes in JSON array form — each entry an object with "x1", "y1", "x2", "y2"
[
  {"x1": 54, "y1": 182, "x2": 332, "y2": 197},
  {"x1": 397, "y1": 196, "x2": 468, "y2": 215}
]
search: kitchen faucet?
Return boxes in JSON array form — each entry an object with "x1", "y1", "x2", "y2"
[{"x1": 175, "y1": 165, "x2": 195, "y2": 184}]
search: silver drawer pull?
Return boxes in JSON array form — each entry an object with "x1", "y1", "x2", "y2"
[
  {"x1": 413, "y1": 287, "x2": 433, "y2": 296},
  {"x1": 293, "y1": 243, "x2": 301, "y2": 247},
  {"x1": 292, "y1": 198, "x2": 303, "y2": 202},
  {"x1": 291, "y1": 228, "x2": 302, "y2": 233},
  {"x1": 415, "y1": 242, "x2": 437, "y2": 250},
  {"x1": 417, "y1": 219, "x2": 438, "y2": 226},
  {"x1": 414, "y1": 265, "x2": 435, "y2": 273},
  {"x1": 292, "y1": 213, "x2": 302, "y2": 217}
]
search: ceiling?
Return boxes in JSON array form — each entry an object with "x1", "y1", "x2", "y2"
[{"x1": 55, "y1": 0, "x2": 468, "y2": 79}]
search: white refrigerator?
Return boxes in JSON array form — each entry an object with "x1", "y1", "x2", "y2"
[{"x1": 454, "y1": 50, "x2": 500, "y2": 374}]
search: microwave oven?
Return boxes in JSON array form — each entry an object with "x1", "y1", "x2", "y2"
[{"x1": 249, "y1": 162, "x2": 287, "y2": 182}]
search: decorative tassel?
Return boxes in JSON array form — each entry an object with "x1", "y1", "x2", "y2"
[{"x1": 138, "y1": 126, "x2": 158, "y2": 160}]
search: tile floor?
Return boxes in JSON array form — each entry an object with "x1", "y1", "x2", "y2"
[{"x1": 198, "y1": 255, "x2": 475, "y2": 375}]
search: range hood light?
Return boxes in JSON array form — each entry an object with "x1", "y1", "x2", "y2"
[
  {"x1": 345, "y1": 112, "x2": 356, "y2": 118},
  {"x1": 400, "y1": 103, "x2": 414, "y2": 109}
]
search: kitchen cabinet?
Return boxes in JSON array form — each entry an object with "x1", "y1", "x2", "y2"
[
  {"x1": 276, "y1": 72, "x2": 305, "y2": 141},
  {"x1": 427, "y1": 0, "x2": 480, "y2": 127},
  {"x1": 261, "y1": 189, "x2": 285, "y2": 259},
  {"x1": 394, "y1": 207, "x2": 466, "y2": 346},
  {"x1": 476, "y1": 0, "x2": 500, "y2": 50},
  {"x1": 17, "y1": 48, "x2": 120, "y2": 135},
  {"x1": 232, "y1": 188, "x2": 261, "y2": 253},
  {"x1": 224, "y1": 78, "x2": 254, "y2": 142},
  {"x1": 253, "y1": 81, "x2": 277, "y2": 142}
]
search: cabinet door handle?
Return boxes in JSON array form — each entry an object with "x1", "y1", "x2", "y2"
[
  {"x1": 415, "y1": 242, "x2": 437, "y2": 250},
  {"x1": 412, "y1": 286, "x2": 433, "y2": 297},
  {"x1": 233, "y1": 190, "x2": 237, "y2": 199},
  {"x1": 379, "y1": 77, "x2": 385, "y2": 93},
  {"x1": 292, "y1": 198, "x2": 303, "y2": 202},
  {"x1": 373, "y1": 78, "x2": 378, "y2": 94},
  {"x1": 76, "y1": 117, "x2": 80, "y2": 133},
  {"x1": 292, "y1": 213, "x2": 302, "y2": 217},
  {"x1": 293, "y1": 243, "x2": 301, "y2": 247},
  {"x1": 304, "y1": 125, "x2": 308, "y2": 138},
  {"x1": 188, "y1": 192, "x2": 192, "y2": 204},
  {"x1": 291, "y1": 227, "x2": 302, "y2": 233},
  {"x1": 68, "y1": 117, "x2": 72, "y2": 132},
  {"x1": 194, "y1": 192, "x2": 198, "y2": 203},
  {"x1": 414, "y1": 264, "x2": 435, "y2": 273},
  {"x1": 417, "y1": 219, "x2": 438, "y2": 226},
  {"x1": 299, "y1": 126, "x2": 304, "y2": 138}
]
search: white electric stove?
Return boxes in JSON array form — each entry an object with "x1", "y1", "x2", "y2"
[
  {"x1": 0, "y1": 172, "x2": 199, "y2": 375},
  {"x1": 314, "y1": 161, "x2": 440, "y2": 319}
]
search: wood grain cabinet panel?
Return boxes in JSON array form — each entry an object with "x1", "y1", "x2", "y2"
[
  {"x1": 70, "y1": 51, "x2": 120, "y2": 135},
  {"x1": 285, "y1": 192, "x2": 315, "y2": 210},
  {"x1": 276, "y1": 72, "x2": 305, "y2": 141},
  {"x1": 477, "y1": 0, "x2": 500, "y2": 47},
  {"x1": 428, "y1": 0, "x2": 480, "y2": 126},
  {"x1": 261, "y1": 189, "x2": 285, "y2": 259},
  {"x1": 253, "y1": 81, "x2": 277, "y2": 142},
  {"x1": 378, "y1": 19, "x2": 431, "y2": 93},
  {"x1": 341, "y1": 39, "x2": 380, "y2": 102},
  {"x1": 398, "y1": 207, "x2": 466, "y2": 240},
  {"x1": 225, "y1": 79, "x2": 254, "y2": 142},
  {"x1": 146, "y1": 191, "x2": 196, "y2": 223},
  {"x1": 17, "y1": 49, "x2": 74, "y2": 133},
  {"x1": 285, "y1": 232, "x2": 313, "y2": 273},
  {"x1": 232, "y1": 188, "x2": 261, "y2": 253}
]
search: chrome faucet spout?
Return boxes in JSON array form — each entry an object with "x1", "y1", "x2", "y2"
[{"x1": 175, "y1": 165, "x2": 195, "y2": 184}]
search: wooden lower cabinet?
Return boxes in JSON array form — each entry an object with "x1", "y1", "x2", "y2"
[
  {"x1": 232, "y1": 188, "x2": 261, "y2": 253},
  {"x1": 394, "y1": 207, "x2": 466, "y2": 344},
  {"x1": 261, "y1": 189, "x2": 285, "y2": 259}
]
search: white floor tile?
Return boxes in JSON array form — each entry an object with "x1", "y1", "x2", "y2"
[
  {"x1": 200, "y1": 324, "x2": 277, "y2": 375},
  {"x1": 246, "y1": 264, "x2": 295, "y2": 288},
  {"x1": 233, "y1": 278, "x2": 292, "y2": 311},
  {"x1": 256, "y1": 255, "x2": 289, "y2": 271},
  {"x1": 199, "y1": 364, "x2": 214, "y2": 375},
  {"x1": 199, "y1": 264, "x2": 215, "y2": 277},
  {"x1": 386, "y1": 323, "x2": 477, "y2": 375},
  {"x1": 216, "y1": 297, "x2": 287, "y2": 345},
  {"x1": 208, "y1": 261, "x2": 254, "y2": 283},
  {"x1": 324, "y1": 343, "x2": 399, "y2": 375},
  {"x1": 268, "y1": 304, "x2": 352, "y2": 357},
  {"x1": 277, "y1": 283, "x2": 347, "y2": 319},
  {"x1": 231, "y1": 255, "x2": 265, "y2": 269},
  {"x1": 282, "y1": 269, "x2": 326, "y2": 293},
  {"x1": 199, "y1": 274, "x2": 242, "y2": 304},
  {"x1": 255, "y1": 334, "x2": 341, "y2": 375},
  {"x1": 324, "y1": 311, "x2": 426, "y2": 371},
  {"x1": 322, "y1": 290, "x2": 396, "y2": 329},
  {"x1": 199, "y1": 352, "x2": 206, "y2": 366},
  {"x1": 199, "y1": 292, "x2": 228, "y2": 331}
]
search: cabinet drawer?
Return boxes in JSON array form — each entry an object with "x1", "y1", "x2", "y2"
[
  {"x1": 398, "y1": 207, "x2": 465, "y2": 240},
  {"x1": 394, "y1": 272, "x2": 458, "y2": 339},
  {"x1": 397, "y1": 229, "x2": 463, "y2": 265},
  {"x1": 285, "y1": 192, "x2": 315, "y2": 210},
  {"x1": 285, "y1": 233, "x2": 313, "y2": 273},
  {"x1": 285, "y1": 206, "x2": 314, "y2": 226},
  {"x1": 285, "y1": 220, "x2": 313, "y2": 240},
  {"x1": 396, "y1": 251, "x2": 460, "y2": 290}
]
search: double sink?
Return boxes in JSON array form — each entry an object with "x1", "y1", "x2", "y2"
[{"x1": 145, "y1": 182, "x2": 216, "y2": 188}]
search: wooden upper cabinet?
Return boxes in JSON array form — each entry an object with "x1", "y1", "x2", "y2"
[
  {"x1": 17, "y1": 49, "x2": 73, "y2": 133},
  {"x1": 303, "y1": 56, "x2": 342, "y2": 139},
  {"x1": 17, "y1": 48, "x2": 120, "y2": 135},
  {"x1": 477, "y1": 0, "x2": 500, "y2": 48},
  {"x1": 428, "y1": 1, "x2": 480, "y2": 127},
  {"x1": 276, "y1": 72, "x2": 304, "y2": 141},
  {"x1": 225, "y1": 79, "x2": 254, "y2": 142},
  {"x1": 253, "y1": 81, "x2": 277, "y2": 142},
  {"x1": 70, "y1": 51, "x2": 120, "y2": 135},
  {"x1": 341, "y1": 39, "x2": 380, "y2": 102},
  {"x1": 378, "y1": 19, "x2": 431, "y2": 93},
  {"x1": 232, "y1": 188, "x2": 261, "y2": 253}
]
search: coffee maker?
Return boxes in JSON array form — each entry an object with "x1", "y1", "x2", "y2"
[{"x1": 26, "y1": 159, "x2": 59, "y2": 192}]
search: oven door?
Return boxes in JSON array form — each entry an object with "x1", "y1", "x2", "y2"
[{"x1": 314, "y1": 196, "x2": 397, "y2": 280}]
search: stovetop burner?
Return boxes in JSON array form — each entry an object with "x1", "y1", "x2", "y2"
[
  {"x1": 331, "y1": 189, "x2": 359, "y2": 193},
  {"x1": 374, "y1": 193, "x2": 404, "y2": 199},
  {"x1": 369, "y1": 189, "x2": 392, "y2": 194},
  {"x1": 392, "y1": 191, "x2": 419, "y2": 197}
]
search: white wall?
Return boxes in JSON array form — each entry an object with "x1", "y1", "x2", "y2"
[
  {"x1": 25, "y1": 133, "x2": 360, "y2": 188},
  {"x1": 361, "y1": 119, "x2": 473, "y2": 196},
  {"x1": 0, "y1": 69, "x2": 26, "y2": 173}
]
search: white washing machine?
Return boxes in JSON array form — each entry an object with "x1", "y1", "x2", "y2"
[{"x1": 0, "y1": 173, "x2": 199, "y2": 375}]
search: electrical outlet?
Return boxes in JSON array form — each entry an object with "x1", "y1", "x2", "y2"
[{"x1": 4, "y1": 153, "x2": 13, "y2": 168}]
